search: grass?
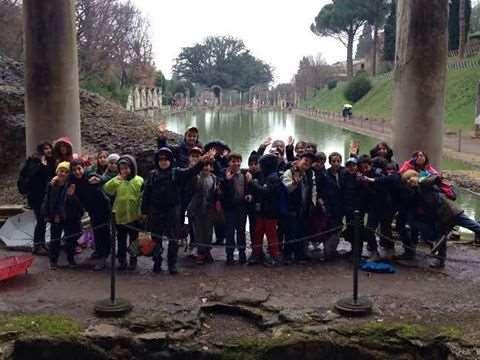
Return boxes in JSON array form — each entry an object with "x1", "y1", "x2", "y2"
[
  {"x1": 304, "y1": 63, "x2": 480, "y2": 131},
  {"x1": 0, "y1": 314, "x2": 81, "y2": 338}
]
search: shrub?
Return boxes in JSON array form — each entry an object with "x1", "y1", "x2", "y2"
[
  {"x1": 343, "y1": 75, "x2": 372, "y2": 103},
  {"x1": 327, "y1": 80, "x2": 337, "y2": 90}
]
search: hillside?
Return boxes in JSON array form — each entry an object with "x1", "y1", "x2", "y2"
[
  {"x1": 303, "y1": 60, "x2": 480, "y2": 131},
  {"x1": 0, "y1": 55, "x2": 179, "y2": 204}
]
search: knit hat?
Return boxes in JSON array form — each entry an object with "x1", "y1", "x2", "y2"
[
  {"x1": 56, "y1": 161, "x2": 70, "y2": 174},
  {"x1": 248, "y1": 151, "x2": 259, "y2": 164},
  {"x1": 107, "y1": 153, "x2": 120, "y2": 163}
]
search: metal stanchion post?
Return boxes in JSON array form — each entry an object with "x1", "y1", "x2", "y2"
[
  {"x1": 94, "y1": 216, "x2": 133, "y2": 317},
  {"x1": 335, "y1": 210, "x2": 373, "y2": 316}
]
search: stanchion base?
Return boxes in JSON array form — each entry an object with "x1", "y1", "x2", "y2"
[
  {"x1": 334, "y1": 297, "x2": 373, "y2": 317},
  {"x1": 94, "y1": 298, "x2": 133, "y2": 317}
]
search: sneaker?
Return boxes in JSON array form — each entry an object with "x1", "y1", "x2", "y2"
[
  {"x1": 153, "y1": 260, "x2": 162, "y2": 273},
  {"x1": 474, "y1": 232, "x2": 480, "y2": 246},
  {"x1": 196, "y1": 255, "x2": 206, "y2": 265},
  {"x1": 205, "y1": 252, "x2": 214, "y2": 264},
  {"x1": 225, "y1": 255, "x2": 235, "y2": 266},
  {"x1": 264, "y1": 256, "x2": 280, "y2": 267},
  {"x1": 382, "y1": 248, "x2": 395, "y2": 260},
  {"x1": 169, "y1": 264, "x2": 178, "y2": 275},
  {"x1": 33, "y1": 246, "x2": 49, "y2": 256},
  {"x1": 128, "y1": 257, "x2": 138, "y2": 271},
  {"x1": 429, "y1": 258, "x2": 445, "y2": 269},
  {"x1": 248, "y1": 255, "x2": 262, "y2": 265},
  {"x1": 117, "y1": 260, "x2": 128, "y2": 271},
  {"x1": 89, "y1": 251, "x2": 100, "y2": 260},
  {"x1": 49, "y1": 262, "x2": 58, "y2": 270},
  {"x1": 238, "y1": 252, "x2": 247, "y2": 265},
  {"x1": 67, "y1": 258, "x2": 77, "y2": 269},
  {"x1": 93, "y1": 258, "x2": 106, "y2": 271},
  {"x1": 368, "y1": 252, "x2": 382, "y2": 262}
]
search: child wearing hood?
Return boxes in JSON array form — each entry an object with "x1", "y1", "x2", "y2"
[
  {"x1": 247, "y1": 154, "x2": 285, "y2": 266},
  {"x1": 188, "y1": 158, "x2": 219, "y2": 265},
  {"x1": 142, "y1": 148, "x2": 216, "y2": 274},
  {"x1": 52, "y1": 137, "x2": 74, "y2": 164},
  {"x1": 104, "y1": 155, "x2": 144, "y2": 271},
  {"x1": 43, "y1": 162, "x2": 84, "y2": 269}
]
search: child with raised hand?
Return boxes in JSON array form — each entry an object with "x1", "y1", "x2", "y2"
[
  {"x1": 104, "y1": 155, "x2": 143, "y2": 271},
  {"x1": 142, "y1": 148, "x2": 216, "y2": 274}
]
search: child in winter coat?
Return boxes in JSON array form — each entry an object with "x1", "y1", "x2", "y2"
[
  {"x1": 70, "y1": 159, "x2": 112, "y2": 271},
  {"x1": 101, "y1": 153, "x2": 120, "y2": 183},
  {"x1": 221, "y1": 153, "x2": 250, "y2": 265},
  {"x1": 104, "y1": 155, "x2": 143, "y2": 271},
  {"x1": 247, "y1": 154, "x2": 285, "y2": 266},
  {"x1": 317, "y1": 152, "x2": 344, "y2": 258},
  {"x1": 281, "y1": 153, "x2": 315, "y2": 264},
  {"x1": 188, "y1": 159, "x2": 219, "y2": 265},
  {"x1": 87, "y1": 150, "x2": 109, "y2": 178},
  {"x1": 141, "y1": 148, "x2": 215, "y2": 274},
  {"x1": 43, "y1": 162, "x2": 84, "y2": 269}
]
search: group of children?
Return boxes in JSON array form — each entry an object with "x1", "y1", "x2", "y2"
[{"x1": 18, "y1": 124, "x2": 480, "y2": 273}]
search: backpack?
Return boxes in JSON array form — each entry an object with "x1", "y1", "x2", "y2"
[
  {"x1": 17, "y1": 158, "x2": 38, "y2": 196},
  {"x1": 438, "y1": 178, "x2": 457, "y2": 201}
]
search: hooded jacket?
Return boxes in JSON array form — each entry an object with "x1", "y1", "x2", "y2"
[
  {"x1": 18, "y1": 155, "x2": 55, "y2": 207},
  {"x1": 415, "y1": 175, "x2": 462, "y2": 233},
  {"x1": 157, "y1": 129, "x2": 203, "y2": 168},
  {"x1": 249, "y1": 154, "x2": 286, "y2": 219},
  {"x1": 104, "y1": 155, "x2": 144, "y2": 224},
  {"x1": 53, "y1": 137, "x2": 74, "y2": 164},
  {"x1": 141, "y1": 150, "x2": 204, "y2": 215}
]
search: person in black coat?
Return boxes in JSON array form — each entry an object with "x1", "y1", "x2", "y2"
[
  {"x1": 69, "y1": 159, "x2": 112, "y2": 270},
  {"x1": 141, "y1": 147, "x2": 215, "y2": 274},
  {"x1": 247, "y1": 154, "x2": 285, "y2": 266},
  {"x1": 18, "y1": 142, "x2": 56, "y2": 255},
  {"x1": 42, "y1": 162, "x2": 84, "y2": 269}
]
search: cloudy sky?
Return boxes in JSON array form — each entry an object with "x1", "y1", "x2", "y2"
[{"x1": 132, "y1": 0, "x2": 346, "y2": 84}]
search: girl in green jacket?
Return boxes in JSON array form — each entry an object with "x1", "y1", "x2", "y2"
[{"x1": 104, "y1": 155, "x2": 143, "y2": 270}]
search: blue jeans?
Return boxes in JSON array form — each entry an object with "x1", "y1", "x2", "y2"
[{"x1": 454, "y1": 212, "x2": 480, "y2": 234}]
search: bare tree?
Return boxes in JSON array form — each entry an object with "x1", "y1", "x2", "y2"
[
  {"x1": 0, "y1": 0, "x2": 23, "y2": 60},
  {"x1": 459, "y1": 0, "x2": 467, "y2": 59}
]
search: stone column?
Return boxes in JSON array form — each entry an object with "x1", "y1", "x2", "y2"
[
  {"x1": 23, "y1": 0, "x2": 81, "y2": 155},
  {"x1": 475, "y1": 82, "x2": 480, "y2": 137},
  {"x1": 392, "y1": 0, "x2": 448, "y2": 168}
]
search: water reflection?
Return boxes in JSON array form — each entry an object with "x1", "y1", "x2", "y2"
[{"x1": 164, "y1": 110, "x2": 479, "y2": 225}]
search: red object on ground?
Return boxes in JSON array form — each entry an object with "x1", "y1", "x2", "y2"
[{"x1": 0, "y1": 256, "x2": 34, "y2": 281}]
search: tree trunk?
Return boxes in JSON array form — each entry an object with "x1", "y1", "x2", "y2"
[
  {"x1": 372, "y1": 24, "x2": 378, "y2": 76},
  {"x1": 23, "y1": 0, "x2": 82, "y2": 155},
  {"x1": 347, "y1": 30, "x2": 355, "y2": 79},
  {"x1": 459, "y1": 0, "x2": 466, "y2": 59},
  {"x1": 392, "y1": 0, "x2": 448, "y2": 168}
]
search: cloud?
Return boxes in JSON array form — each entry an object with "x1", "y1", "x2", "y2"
[{"x1": 132, "y1": 0, "x2": 346, "y2": 84}]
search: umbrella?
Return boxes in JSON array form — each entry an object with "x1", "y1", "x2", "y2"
[{"x1": 0, "y1": 211, "x2": 50, "y2": 249}]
